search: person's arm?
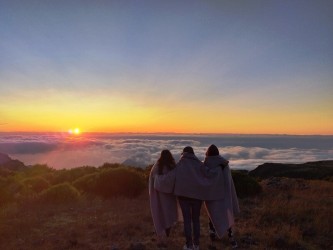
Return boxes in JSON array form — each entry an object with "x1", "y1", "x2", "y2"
[
  {"x1": 201, "y1": 161, "x2": 219, "y2": 178},
  {"x1": 219, "y1": 157, "x2": 229, "y2": 170}
]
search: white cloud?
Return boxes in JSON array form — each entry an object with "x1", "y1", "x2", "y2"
[{"x1": 1, "y1": 133, "x2": 332, "y2": 170}]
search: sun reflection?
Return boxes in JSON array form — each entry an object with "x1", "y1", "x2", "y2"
[{"x1": 68, "y1": 128, "x2": 81, "y2": 135}]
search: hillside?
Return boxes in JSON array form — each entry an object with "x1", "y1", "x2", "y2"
[
  {"x1": 0, "y1": 156, "x2": 333, "y2": 249},
  {"x1": 249, "y1": 160, "x2": 333, "y2": 180},
  {"x1": 0, "y1": 152, "x2": 11, "y2": 164},
  {"x1": 0, "y1": 152, "x2": 26, "y2": 176},
  {"x1": 1, "y1": 178, "x2": 332, "y2": 249}
]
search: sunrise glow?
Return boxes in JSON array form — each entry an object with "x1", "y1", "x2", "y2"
[
  {"x1": 68, "y1": 128, "x2": 81, "y2": 135},
  {"x1": 0, "y1": 1, "x2": 332, "y2": 135}
]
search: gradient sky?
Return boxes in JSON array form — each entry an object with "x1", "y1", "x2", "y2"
[{"x1": 1, "y1": 0, "x2": 332, "y2": 134}]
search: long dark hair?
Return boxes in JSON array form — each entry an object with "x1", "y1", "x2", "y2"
[
  {"x1": 206, "y1": 144, "x2": 228, "y2": 169},
  {"x1": 157, "y1": 149, "x2": 176, "y2": 174},
  {"x1": 206, "y1": 144, "x2": 219, "y2": 156}
]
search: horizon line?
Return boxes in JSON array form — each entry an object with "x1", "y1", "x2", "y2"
[{"x1": 0, "y1": 131, "x2": 332, "y2": 137}]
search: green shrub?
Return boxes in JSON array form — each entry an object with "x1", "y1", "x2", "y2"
[
  {"x1": 232, "y1": 171, "x2": 262, "y2": 198},
  {"x1": 21, "y1": 164, "x2": 54, "y2": 177},
  {"x1": 6, "y1": 177, "x2": 25, "y2": 196},
  {"x1": 0, "y1": 187, "x2": 9, "y2": 205},
  {"x1": 0, "y1": 177, "x2": 11, "y2": 205},
  {"x1": 38, "y1": 183, "x2": 80, "y2": 204},
  {"x1": 52, "y1": 166, "x2": 97, "y2": 184},
  {"x1": 73, "y1": 172, "x2": 99, "y2": 193},
  {"x1": 40, "y1": 172, "x2": 57, "y2": 185},
  {"x1": 96, "y1": 168, "x2": 146, "y2": 198},
  {"x1": 99, "y1": 162, "x2": 123, "y2": 169},
  {"x1": 0, "y1": 168, "x2": 13, "y2": 177},
  {"x1": 0, "y1": 177, "x2": 25, "y2": 205},
  {"x1": 73, "y1": 167, "x2": 146, "y2": 198},
  {"x1": 23, "y1": 176, "x2": 50, "y2": 193}
]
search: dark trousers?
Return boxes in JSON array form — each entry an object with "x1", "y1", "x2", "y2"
[{"x1": 178, "y1": 197, "x2": 203, "y2": 246}]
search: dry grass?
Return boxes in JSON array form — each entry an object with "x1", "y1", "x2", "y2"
[
  {"x1": 1, "y1": 178, "x2": 333, "y2": 249},
  {"x1": 237, "y1": 178, "x2": 333, "y2": 249}
]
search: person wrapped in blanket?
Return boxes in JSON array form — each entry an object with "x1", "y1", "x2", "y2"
[
  {"x1": 203, "y1": 144, "x2": 240, "y2": 249},
  {"x1": 149, "y1": 149, "x2": 178, "y2": 249}
]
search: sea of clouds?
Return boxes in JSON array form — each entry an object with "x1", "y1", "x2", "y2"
[{"x1": 0, "y1": 133, "x2": 332, "y2": 170}]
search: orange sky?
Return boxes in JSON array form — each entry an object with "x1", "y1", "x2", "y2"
[{"x1": 1, "y1": 90, "x2": 332, "y2": 135}]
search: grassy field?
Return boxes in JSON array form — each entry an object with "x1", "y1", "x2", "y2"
[{"x1": 1, "y1": 178, "x2": 332, "y2": 250}]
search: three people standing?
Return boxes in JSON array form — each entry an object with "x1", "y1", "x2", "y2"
[{"x1": 149, "y1": 145, "x2": 239, "y2": 249}]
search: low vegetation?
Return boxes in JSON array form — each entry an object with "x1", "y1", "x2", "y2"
[
  {"x1": 249, "y1": 161, "x2": 333, "y2": 180},
  {"x1": 0, "y1": 162, "x2": 147, "y2": 206},
  {"x1": 0, "y1": 157, "x2": 332, "y2": 249},
  {"x1": 38, "y1": 182, "x2": 81, "y2": 204},
  {"x1": 232, "y1": 171, "x2": 262, "y2": 198},
  {"x1": 73, "y1": 167, "x2": 146, "y2": 198}
]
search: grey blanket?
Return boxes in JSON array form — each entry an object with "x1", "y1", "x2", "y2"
[
  {"x1": 174, "y1": 152, "x2": 225, "y2": 200},
  {"x1": 149, "y1": 163, "x2": 178, "y2": 236},
  {"x1": 204, "y1": 155, "x2": 240, "y2": 237}
]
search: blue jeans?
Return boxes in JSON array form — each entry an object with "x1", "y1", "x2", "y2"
[{"x1": 178, "y1": 197, "x2": 203, "y2": 246}]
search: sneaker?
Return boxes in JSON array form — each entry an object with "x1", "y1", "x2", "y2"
[
  {"x1": 183, "y1": 245, "x2": 193, "y2": 250},
  {"x1": 229, "y1": 238, "x2": 238, "y2": 249},
  {"x1": 193, "y1": 244, "x2": 200, "y2": 250}
]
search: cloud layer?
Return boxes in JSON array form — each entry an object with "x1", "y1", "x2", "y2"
[{"x1": 0, "y1": 133, "x2": 332, "y2": 170}]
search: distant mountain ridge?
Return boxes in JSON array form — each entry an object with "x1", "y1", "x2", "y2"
[
  {"x1": 249, "y1": 160, "x2": 333, "y2": 180},
  {"x1": 0, "y1": 152, "x2": 11, "y2": 164},
  {"x1": 2, "y1": 151, "x2": 333, "y2": 180},
  {"x1": 0, "y1": 152, "x2": 26, "y2": 173}
]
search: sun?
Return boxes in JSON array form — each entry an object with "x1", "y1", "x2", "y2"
[{"x1": 68, "y1": 128, "x2": 81, "y2": 135}]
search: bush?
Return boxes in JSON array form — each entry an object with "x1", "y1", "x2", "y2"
[
  {"x1": 0, "y1": 177, "x2": 11, "y2": 205},
  {"x1": 74, "y1": 167, "x2": 146, "y2": 198},
  {"x1": 23, "y1": 176, "x2": 50, "y2": 193},
  {"x1": 97, "y1": 168, "x2": 146, "y2": 198},
  {"x1": 0, "y1": 177, "x2": 25, "y2": 205},
  {"x1": 6, "y1": 177, "x2": 25, "y2": 196},
  {"x1": 73, "y1": 172, "x2": 99, "y2": 194},
  {"x1": 38, "y1": 183, "x2": 80, "y2": 204},
  {"x1": 0, "y1": 168, "x2": 13, "y2": 177},
  {"x1": 0, "y1": 187, "x2": 10, "y2": 205},
  {"x1": 99, "y1": 162, "x2": 123, "y2": 169},
  {"x1": 21, "y1": 164, "x2": 53, "y2": 177},
  {"x1": 232, "y1": 171, "x2": 262, "y2": 198},
  {"x1": 52, "y1": 166, "x2": 97, "y2": 184}
]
